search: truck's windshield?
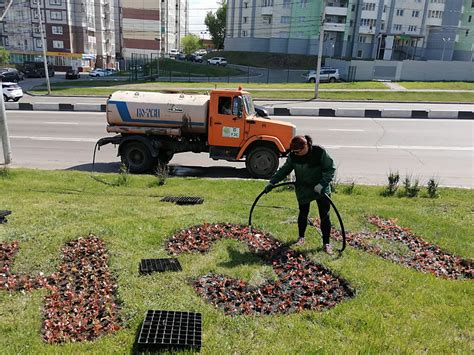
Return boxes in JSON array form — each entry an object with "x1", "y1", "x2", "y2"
[{"x1": 242, "y1": 94, "x2": 256, "y2": 116}]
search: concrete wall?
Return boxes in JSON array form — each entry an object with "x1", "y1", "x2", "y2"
[{"x1": 326, "y1": 59, "x2": 474, "y2": 81}]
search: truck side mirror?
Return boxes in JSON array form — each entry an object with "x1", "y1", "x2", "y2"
[{"x1": 233, "y1": 96, "x2": 243, "y2": 118}]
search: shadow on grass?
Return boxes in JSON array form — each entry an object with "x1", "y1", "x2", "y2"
[{"x1": 67, "y1": 162, "x2": 253, "y2": 179}]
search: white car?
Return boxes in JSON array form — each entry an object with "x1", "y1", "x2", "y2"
[
  {"x1": 2, "y1": 82, "x2": 23, "y2": 102},
  {"x1": 169, "y1": 49, "x2": 179, "y2": 58},
  {"x1": 89, "y1": 68, "x2": 113, "y2": 77},
  {"x1": 207, "y1": 57, "x2": 227, "y2": 66},
  {"x1": 305, "y1": 68, "x2": 340, "y2": 83}
]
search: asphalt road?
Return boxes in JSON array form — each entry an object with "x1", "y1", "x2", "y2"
[{"x1": 5, "y1": 111, "x2": 473, "y2": 187}]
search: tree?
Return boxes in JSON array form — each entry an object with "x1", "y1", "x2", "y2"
[
  {"x1": 181, "y1": 34, "x2": 202, "y2": 55},
  {"x1": 0, "y1": 47, "x2": 9, "y2": 66},
  {"x1": 205, "y1": 1, "x2": 226, "y2": 49}
]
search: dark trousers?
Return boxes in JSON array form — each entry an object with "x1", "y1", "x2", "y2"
[{"x1": 298, "y1": 198, "x2": 331, "y2": 244}]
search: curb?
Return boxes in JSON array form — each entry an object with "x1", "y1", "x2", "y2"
[
  {"x1": 266, "y1": 107, "x2": 474, "y2": 119},
  {"x1": 5, "y1": 102, "x2": 473, "y2": 119},
  {"x1": 5, "y1": 102, "x2": 107, "y2": 112}
]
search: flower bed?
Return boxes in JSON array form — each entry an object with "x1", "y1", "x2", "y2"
[
  {"x1": 328, "y1": 216, "x2": 473, "y2": 280},
  {"x1": 166, "y1": 223, "x2": 354, "y2": 315},
  {"x1": 0, "y1": 236, "x2": 121, "y2": 343}
]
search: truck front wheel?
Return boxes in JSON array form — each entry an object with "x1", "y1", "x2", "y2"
[
  {"x1": 245, "y1": 147, "x2": 279, "y2": 179},
  {"x1": 121, "y1": 142, "x2": 153, "y2": 173}
]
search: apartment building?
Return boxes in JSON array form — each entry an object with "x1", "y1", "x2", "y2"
[
  {"x1": 119, "y1": 0, "x2": 188, "y2": 59},
  {"x1": 225, "y1": 0, "x2": 474, "y2": 61},
  {"x1": 0, "y1": 0, "x2": 115, "y2": 69}
]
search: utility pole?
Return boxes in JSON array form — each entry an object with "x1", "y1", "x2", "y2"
[
  {"x1": 0, "y1": 79, "x2": 12, "y2": 165},
  {"x1": 0, "y1": 0, "x2": 14, "y2": 164},
  {"x1": 314, "y1": 0, "x2": 326, "y2": 99},
  {"x1": 37, "y1": 0, "x2": 51, "y2": 94}
]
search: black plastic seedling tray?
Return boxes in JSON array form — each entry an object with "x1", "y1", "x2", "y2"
[
  {"x1": 137, "y1": 310, "x2": 202, "y2": 352},
  {"x1": 139, "y1": 258, "x2": 182, "y2": 274},
  {"x1": 161, "y1": 196, "x2": 204, "y2": 205},
  {"x1": 0, "y1": 210, "x2": 11, "y2": 224}
]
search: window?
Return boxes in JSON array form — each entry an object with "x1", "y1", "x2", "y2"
[
  {"x1": 243, "y1": 2, "x2": 248, "y2": 8},
  {"x1": 300, "y1": 0, "x2": 308, "y2": 8},
  {"x1": 393, "y1": 24, "x2": 402, "y2": 31},
  {"x1": 357, "y1": 49, "x2": 363, "y2": 58},
  {"x1": 218, "y1": 97, "x2": 232, "y2": 115},
  {"x1": 52, "y1": 40, "x2": 63, "y2": 48},
  {"x1": 52, "y1": 25, "x2": 63, "y2": 34},
  {"x1": 243, "y1": 17, "x2": 247, "y2": 24},
  {"x1": 242, "y1": 30, "x2": 247, "y2": 37},
  {"x1": 283, "y1": 0, "x2": 290, "y2": 8},
  {"x1": 4, "y1": 37, "x2": 8, "y2": 46},
  {"x1": 281, "y1": 16, "x2": 290, "y2": 24},
  {"x1": 412, "y1": 10, "x2": 419, "y2": 17},
  {"x1": 49, "y1": 0, "x2": 62, "y2": 5},
  {"x1": 396, "y1": 9, "x2": 404, "y2": 16},
  {"x1": 35, "y1": 38, "x2": 42, "y2": 47},
  {"x1": 408, "y1": 25, "x2": 417, "y2": 32},
  {"x1": 50, "y1": 11, "x2": 62, "y2": 20},
  {"x1": 362, "y1": 2, "x2": 375, "y2": 11},
  {"x1": 468, "y1": 15, "x2": 472, "y2": 23},
  {"x1": 299, "y1": 16, "x2": 305, "y2": 23},
  {"x1": 33, "y1": 24, "x2": 40, "y2": 34}
]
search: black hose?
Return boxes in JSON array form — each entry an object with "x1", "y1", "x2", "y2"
[{"x1": 248, "y1": 182, "x2": 346, "y2": 254}]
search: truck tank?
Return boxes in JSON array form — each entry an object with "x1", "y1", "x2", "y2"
[{"x1": 106, "y1": 91, "x2": 209, "y2": 134}]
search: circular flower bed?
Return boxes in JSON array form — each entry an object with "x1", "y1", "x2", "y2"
[
  {"x1": 0, "y1": 236, "x2": 121, "y2": 343},
  {"x1": 166, "y1": 223, "x2": 354, "y2": 315}
]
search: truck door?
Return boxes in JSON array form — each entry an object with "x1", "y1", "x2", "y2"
[{"x1": 208, "y1": 95, "x2": 245, "y2": 159}]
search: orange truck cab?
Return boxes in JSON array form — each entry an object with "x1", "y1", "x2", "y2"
[{"x1": 98, "y1": 88, "x2": 295, "y2": 178}]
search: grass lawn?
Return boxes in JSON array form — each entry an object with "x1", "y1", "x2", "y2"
[
  {"x1": 32, "y1": 80, "x2": 388, "y2": 90},
  {"x1": 30, "y1": 85, "x2": 474, "y2": 102},
  {"x1": 399, "y1": 82, "x2": 474, "y2": 90},
  {"x1": 0, "y1": 168, "x2": 472, "y2": 353}
]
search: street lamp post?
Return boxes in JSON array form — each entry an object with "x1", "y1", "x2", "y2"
[
  {"x1": 154, "y1": 37, "x2": 160, "y2": 79},
  {"x1": 442, "y1": 37, "x2": 450, "y2": 61},
  {"x1": 314, "y1": 0, "x2": 326, "y2": 99}
]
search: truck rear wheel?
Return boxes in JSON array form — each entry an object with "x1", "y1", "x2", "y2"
[
  {"x1": 121, "y1": 142, "x2": 153, "y2": 173},
  {"x1": 246, "y1": 147, "x2": 279, "y2": 179}
]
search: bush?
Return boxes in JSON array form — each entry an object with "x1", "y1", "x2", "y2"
[
  {"x1": 403, "y1": 175, "x2": 420, "y2": 198},
  {"x1": 426, "y1": 177, "x2": 440, "y2": 198},
  {"x1": 381, "y1": 171, "x2": 400, "y2": 197}
]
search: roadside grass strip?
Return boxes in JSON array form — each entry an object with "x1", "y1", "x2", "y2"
[{"x1": 0, "y1": 169, "x2": 473, "y2": 353}]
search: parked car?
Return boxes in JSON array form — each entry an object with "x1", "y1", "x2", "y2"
[
  {"x1": 207, "y1": 57, "x2": 227, "y2": 66},
  {"x1": 194, "y1": 54, "x2": 204, "y2": 63},
  {"x1": 0, "y1": 68, "x2": 24, "y2": 82},
  {"x1": 89, "y1": 68, "x2": 113, "y2": 77},
  {"x1": 65, "y1": 68, "x2": 80, "y2": 80},
  {"x1": 22, "y1": 61, "x2": 54, "y2": 78},
  {"x1": 305, "y1": 68, "x2": 340, "y2": 83},
  {"x1": 169, "y1": 49, "x2": 179, "y2": 58},
  {"x1": 2, "y1": 82, "x2": 23, "y2": 102}
]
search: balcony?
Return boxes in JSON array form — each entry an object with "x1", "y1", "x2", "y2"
[
  {"x1": 261, "y1": 6, "x2": 272, "y2": 16},
  {"x1": 325, "y1": 6, "x2": 347, "y2": 17},
  {"x1": 359, "y1": 26, "x2": 375, "y2": 34},
  {"x1": 323, "y1": 23, "x2": 345, "y2": 32}
]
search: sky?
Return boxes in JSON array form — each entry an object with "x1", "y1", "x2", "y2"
[{"x1": 188, "y1": 0, "x2": 220, "y2": 39}]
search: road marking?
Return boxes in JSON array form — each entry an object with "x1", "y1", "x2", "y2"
[
  {"x1": 327, "y1": 129, "x2": 364, "y2": 132},
  {"x1": 326, "y1": 144, "x2": 473, "y2": 151},
  {"x1": 11, "y1": 135, "x2": 98, "y2": 142},
  {"x1": 45, "y1": 122, "x2": 80, "y2": 125}
]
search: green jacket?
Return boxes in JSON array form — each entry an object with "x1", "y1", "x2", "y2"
[{"x1": 269, "y1": 145, "x2": 336, "y2": 205}]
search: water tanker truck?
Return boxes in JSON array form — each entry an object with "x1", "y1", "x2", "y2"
[{"x1": 96, "y1": 88, "x2": 296, "y2": 178}]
